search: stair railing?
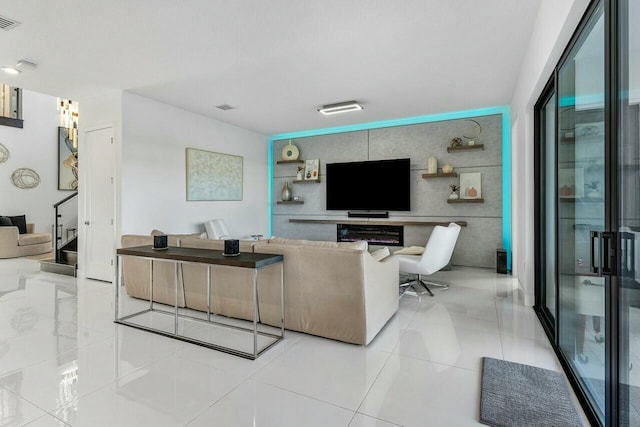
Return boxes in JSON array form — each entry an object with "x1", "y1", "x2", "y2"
[{"x1": 54, "y1": 192, "x2": 78, "y2": 263}]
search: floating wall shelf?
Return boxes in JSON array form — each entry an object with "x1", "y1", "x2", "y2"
[
  {"x1": 277, "y1": 201, "x2": 304, "y2": 205},
  {"x1": 447, "y1": 144, "x2": 484, "y2": 153},
  {"x1": 293, "y1": 179, "x2": 321, "y2": 184},
  {"x1": 276, "y1": 159, "x2": 305, "y2": 164},
  {"x1": 422, "y1": 172, "x2": 458, "y2": 179},
  {"x1": 447, "y1": 198, "x2": 484, "y2": 203}
]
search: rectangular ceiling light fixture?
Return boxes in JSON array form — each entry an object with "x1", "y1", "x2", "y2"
[{"x1": 317, "y1": 100, "x2": 363, "y2": 115}]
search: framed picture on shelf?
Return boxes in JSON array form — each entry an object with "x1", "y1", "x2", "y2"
[
  {"x1": 304, "y1": 159, "x2": 320, "y2": 180},
  {"x1": 459, "y1": 172, "x2": 482, "y2": 199},
  {"x1": 558, "y1": 167, "x2": 584, "y2": 198}
]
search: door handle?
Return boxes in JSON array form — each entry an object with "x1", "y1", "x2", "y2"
[
  {"x1": 590, "y1": 231, "x2": 601, "y2": 275},
  {"x1": 84, "y1": 221, "x2": 90, "y2": 225},
  {"x1": 601, "y1": 231, "x2": 616, "y2": 276}
]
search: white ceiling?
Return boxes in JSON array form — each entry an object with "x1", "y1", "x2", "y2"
[{"x1": 0, "y1": 0, "x2": 541, "y2": 136}]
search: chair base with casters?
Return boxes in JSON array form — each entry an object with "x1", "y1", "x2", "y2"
[{"x1": 399, "y1": 274, "x2": 450, "y2": 297}]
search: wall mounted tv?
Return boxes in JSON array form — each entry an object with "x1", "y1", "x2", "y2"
[{"x1": 325, "y1": 158, "x2": 411, "y2": 213}]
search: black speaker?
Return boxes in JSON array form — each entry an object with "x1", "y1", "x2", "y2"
[
  {"x1": 496, "y1": 249, "x2": 508, "y2": 274},
  {"x1": 224, "y1": 239, "x2": 240, "y2": 256},
  {"x1": 153, "y1": 234, "x2": 168, "y2": 250}
]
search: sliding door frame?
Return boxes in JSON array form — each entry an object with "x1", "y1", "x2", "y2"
[{"x1": 534, "y1": 1, "x2": 623, "y2": 425}]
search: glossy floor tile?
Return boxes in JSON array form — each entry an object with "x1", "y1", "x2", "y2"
[{"x1": 0, "y1": 259, "x2": 589, "y2": 426}]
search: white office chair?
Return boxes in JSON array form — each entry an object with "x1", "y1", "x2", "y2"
[
  {"x1": 204, "y1": 219, "x2": 231, "y2": 240},
  {"x1": 395, "y1": 222, "x2": 462, "y2": 297}
]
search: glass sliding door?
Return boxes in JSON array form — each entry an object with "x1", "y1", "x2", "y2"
[
  {"x1": 617, "y1": 0, "x2": 640, "y2": 425},
  {"x1": 556, "y1": 2, "x2": 606, "y2": 423},
  {"x1": 536, "y1": 85, "x2": 557, "y2": 324}
]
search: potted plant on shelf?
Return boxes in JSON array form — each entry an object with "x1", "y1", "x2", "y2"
[
  {"x1": 585, "y1": 181, "x2": 600, "y2": 199},
  {"x1": 449, "y1": 183, "x2": 460, "y2": 199}
]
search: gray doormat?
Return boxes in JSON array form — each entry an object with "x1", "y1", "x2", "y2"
[{"x1": 480, "y1": 357, "x2": 582, "y2": 427}]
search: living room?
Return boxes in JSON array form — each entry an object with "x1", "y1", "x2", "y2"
[{"x1": 1, "y1": 1, "x2": 616, "y2": 426}]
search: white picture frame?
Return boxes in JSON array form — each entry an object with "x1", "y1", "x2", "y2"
[
  {"x1": 459, "y1": 172, "x2": 482, "y2": 199},
  {"x1": 304, "y1": 159, "x2": 320, "y2": 180}
]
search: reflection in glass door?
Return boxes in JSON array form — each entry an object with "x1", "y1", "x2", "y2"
[
  {"x1": 556, "y1": 3, "x2": 606, "y2": 423},
  {"x1": 618, "y1": 1, "x2": 640, "y2": 424}
]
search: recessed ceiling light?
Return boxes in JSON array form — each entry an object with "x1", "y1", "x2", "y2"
[
  {"x1": 318, "y1": 101, "x2": 363, "y2": 115},
  {"x1": 0, "y1": 66, "x2": 21, "y2": 75}
]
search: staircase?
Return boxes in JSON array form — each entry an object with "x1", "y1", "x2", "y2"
[{"x1": 40, "y1": 192, "x2": 78, "y2": 277}]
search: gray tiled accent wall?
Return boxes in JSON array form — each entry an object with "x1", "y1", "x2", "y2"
[{"x1": 273, "y1": 115, "x2": 503, "y2": 268}]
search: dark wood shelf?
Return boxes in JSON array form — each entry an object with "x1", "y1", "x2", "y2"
[
  {"x1": 0, "y1": 116, "x2": 23, "y2": 129},
  {"x1": 276, "y1": 159, "x2": 304, "y2": 164},
  {"x1": 289, "y1": 219, "x2": 467, "y2": 227},
  {"x1": 422, "y1": 172, "x2": 458, "y2": 179},
  {"x1": 277, "y1": 201, "x2": 304, "y2": 205},
  {"x1": 447, "y1": 144, "x2": 484, "y2": 153},
  {"x1": 293, "y1": 179, "x2": 321, "y2": 184},
  {"x1": 447, "y1": 198, "x2": 484, "y2": 203}
]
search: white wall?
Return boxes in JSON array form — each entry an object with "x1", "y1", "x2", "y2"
[
  {"x1": 510, "y1": 0, "x2": 590, "y2": 305},
  {"x1": 0, "y1": 89, "x2": 74, "y2": 233},
  {"x1": 121, "y1": 92, "x2": 268, "y2": 237}
]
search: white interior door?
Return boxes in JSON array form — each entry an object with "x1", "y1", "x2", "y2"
[{"x1": 84, "y1": 127, "x2": 115, "y2": 282}]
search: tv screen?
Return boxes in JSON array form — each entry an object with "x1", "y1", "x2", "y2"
[{"x1": 326, "y1": 158, "x2": 410, "y2": 211}]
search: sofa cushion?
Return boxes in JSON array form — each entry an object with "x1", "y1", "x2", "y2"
[
  {"x1": 18, "y1": 233, "x2": 52, "y2": 246},
  {"x1": 9, "y1": 215, "x2": 27, "y2": 234},
  {"x1": 151, "y1": 229, "x2": 206, "y2": 239},
  {"x1": 371, "y1": 246, "x2": 390, "y2": 261},
  {"x1": 393, "y1": 246, "x2": 425, "y2": 255},
  {"x1": 0, "y1": 216, "x2": 12, "y2": 226},
  {"x1": 269, "y1": 236, "x2": 367, "y2": 251}
]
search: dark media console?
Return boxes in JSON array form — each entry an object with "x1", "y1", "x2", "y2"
[{"x1": 347, "y1": 211, "x2": 389, "y2": 218}]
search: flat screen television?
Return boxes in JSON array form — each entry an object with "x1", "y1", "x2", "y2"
[{"x1": 325, "y1": 158, "x2": 410, "y2": 211}]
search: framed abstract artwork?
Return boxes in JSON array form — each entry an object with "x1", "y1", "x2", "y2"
[
  {"x1": 186, "y1": 148, "x2": 243, "y2": 201},
  {"x1": 58, "y1": 127, "x2": 78, "y2": 191}
]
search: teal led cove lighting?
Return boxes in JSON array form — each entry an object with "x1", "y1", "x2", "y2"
[{"x1": 268, "y1": 105, "x2": 512, "y2": 270}]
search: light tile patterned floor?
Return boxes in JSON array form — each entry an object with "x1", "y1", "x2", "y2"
[{"x1": 0, "y1": 258, "x2": 589, "y2": 426}]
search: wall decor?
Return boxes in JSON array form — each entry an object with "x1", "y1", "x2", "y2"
[
  {"x1": 304, "y1": 159, "x2": 320, "y2": 180},
  {"x1": 462, "y1": 119, "x2": 482, "y2": 144},
  {"x1": 558, "y1": 167, "x2": 585, "y2": 198},
  {"x1": 0, "y1": 143, "x2": 9, "y2": 164},
  {"x1": 460, "y1": 172, "x2": 482, "y2": 199},
  {"x1": 442, "y1": 163, "x2": 454, "y2": 173},
  {"x1": 11, "y1": 168, "x2": 40, "y2": 189},
  {"x1": 58, "y1": 127, "x2": 78, "y2": 190},
  {"x1": 281, "y1": 181, "x2": 292, "y2": 201},
  {"x1": 449, "y1": 183, "x2": 460, "y2": 199},
  {"x1": 427, "y1": 156, "x2": 438, "y2": 174},
  {"x1": 186, "y1": 148, "x2": 243, "y2": 201},
  {"x1": 281, "y1": 140, "x2": 300, "y2": 161}
]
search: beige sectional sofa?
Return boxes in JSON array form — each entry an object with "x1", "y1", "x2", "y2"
[
  {"x1": 0, "y1": 224, "x2": 52, "y2": 258},
  {"x1": 120, "y1": 234, "x2": 399, "y2": 345}
]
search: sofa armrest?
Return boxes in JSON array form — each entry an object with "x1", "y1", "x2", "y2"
[
  {"x1": 362, "y1": 253, "x2": 400, "y2": 345},
  {"x1": 0, "y1": 226, "x2": 20, "y2": 258}
]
